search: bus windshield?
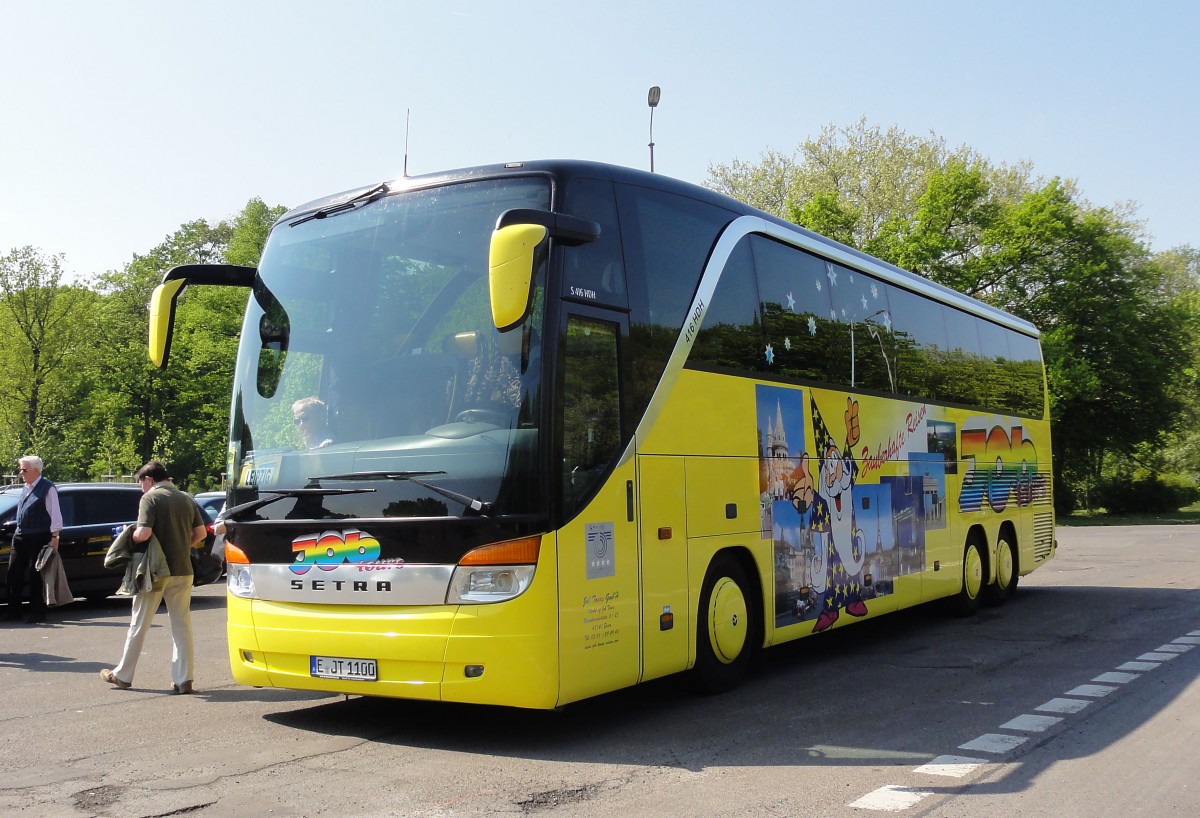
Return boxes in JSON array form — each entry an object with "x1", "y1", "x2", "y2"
[{"x1": 228, "y1": 176, "x2": 551, "y2": 522}]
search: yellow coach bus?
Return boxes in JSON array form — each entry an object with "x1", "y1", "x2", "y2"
[{"x1": 149, "y1": 160, "x2": 1055, "y2": 709}]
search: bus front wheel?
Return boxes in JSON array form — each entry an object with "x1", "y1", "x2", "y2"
[{"x1": 694, "y1": 555, "x2": 757, "y2": 694}]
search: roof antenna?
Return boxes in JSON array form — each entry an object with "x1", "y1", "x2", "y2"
[{"x1": 403, "y1": 109, "x2": 411, "y2": 177}]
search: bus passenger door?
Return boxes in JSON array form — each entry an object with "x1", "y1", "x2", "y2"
[
  {"x1": 555, "y1": 312, "x2": 642, "y2": 705},
  {"x1": 637, "y1": 455, "x2": 690, "y2": 681}
]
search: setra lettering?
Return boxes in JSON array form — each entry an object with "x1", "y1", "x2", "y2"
[{"x1": 290, "y1": 579, "x2": 394, "y2": 593}]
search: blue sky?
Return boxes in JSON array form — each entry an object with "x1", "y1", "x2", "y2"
[{"x1": 2, "y1": 1, "x2": 1195, "y2": 278}]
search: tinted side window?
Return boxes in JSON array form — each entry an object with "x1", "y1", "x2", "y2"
[
  {"x1": 977, "y1": 318, "x2": 1009, "y2": 411},
  {"x1": 888, "y1": 285, "x2": 950, "y2": 401},
  {"x1": 562, "y1": 316, "x2": 623, "y2": 517},
  {"x1": 754, "y1": 237, "x2": 835, "y2": 383},
  {"x1": 617, "y1": 184, "x2": 732, "y2": 330},
  {"x1": 618, "y1": 183, "x2": 736, "y2": 428},
  {"x1": 1002, "y1": 331, "x2": 1046, "y2": 417},
  {"x1": 75, "y1": 491, "x2": 141, "y2": 526},
  {"x1": 58, "y1": 495, "x2": 77, "y2": 528},
  {"x1": 118, "y1": 491, "x2": 142, "y2": 521},
  {"x1": 692, "y1": 237, "x2": 763, "y2": 372},
  {"x1": 679, "y1": 228, "x2": 1046, "y2": 416},
  {"x1": 825, "y1": 260, "x2": 894, "y2": 393},
  {"x1": 942, "y1": 306, "x2": 984, "y2": 406},
  {"x1": 562, "y1": 178, "x2": 628, "y2": 310}
]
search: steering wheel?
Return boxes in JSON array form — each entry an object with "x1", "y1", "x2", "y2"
[{"x1": 455, "y1": 408, "x2": 508, "y2": 426}]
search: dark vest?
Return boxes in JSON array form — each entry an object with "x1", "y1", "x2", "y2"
[{"x1": 15, "y1": 478, "x2": 54, "y2": 535}]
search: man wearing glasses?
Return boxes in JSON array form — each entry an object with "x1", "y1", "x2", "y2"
[{"x1": 4, "y1": 456, "x2": 62, "y2": 624}]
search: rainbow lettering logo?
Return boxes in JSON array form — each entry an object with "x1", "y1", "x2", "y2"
[
  {"x1": 290, "y1": 529, "x2": 382, "y2": 575},
  {"x1": 958, "y1": 421, "x2": 1045, "y2": 513}
]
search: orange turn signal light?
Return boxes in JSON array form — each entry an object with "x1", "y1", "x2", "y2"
[
  {"x1": 225, "y1": 542, "x2": 250, "y2": 564},
  {"x1": 458, "y1": 536, "x2": 541, "y2": 566}
]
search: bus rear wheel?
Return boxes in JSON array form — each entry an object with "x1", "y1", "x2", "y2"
[
  {"x1": 694, "y1": 555, "x2": 756, "y2": 694},
  {"x1": 951, "y1": 536, "x2": 985, "y2": 617},
  {"x1": 983, "y1": 534, "x2": 1018, "y2": 606}
]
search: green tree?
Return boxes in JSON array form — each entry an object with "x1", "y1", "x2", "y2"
[
  {"x1": 225, "y1": 197, "x2": 286, "y2": 267},
  {"x1": 706, "y1": 120, "x2": 1197, "y2": 512},
  {"x1": 709, "y1": 117, "x2": 1033, "y2": 250},
  {"x1": 1154, "y1": 246, "x2": 1200, "y2": 484},
  {"x1": 790, "y1": 191, "x2": 860, "y2": 247},
  {"x1": 178, "y1": 198, "x2": 287, "y2": 487},
  {"x1": 0, "y1": 247, "x2": 97, "y2": 469},
  {"x1": 83, "y1": 200, "x2": 284, "y2": 489},
  {"x1": 88, "y1": 220, "x2": 230, "y2": 478},
  {"x1": 863, "y1": 159, "x2": 1002, "y2": 295},
  {"x1": 1034, "y1": 218, "x2": 1189, "y2": 508},
  {"x1": 705, "y1": 148, "x2": 801, "y2": 217},
  {"x1": 0, "y1": 198, "x2": 284, "y2": 486}
]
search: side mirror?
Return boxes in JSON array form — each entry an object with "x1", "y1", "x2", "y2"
[
  {"x1": 149, "y1": 278, "x2": 188, "y2": 368},
  {"x1": 487, "y1": 209, "x2": 600, "y2": 332},
  {"x1": 488, "y1": 224, "x2": 547, "y2": 331},
  {"x1": 148, "y1": 264, "x2": 257, "y2": 368}
]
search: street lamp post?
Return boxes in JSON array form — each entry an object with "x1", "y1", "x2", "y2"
[
  {"x1": 647, "y1": 86, "x2": 661, "y2": 172},
  {"x1": 850, "y1": 308, "x2": 895, "y2": 391}
]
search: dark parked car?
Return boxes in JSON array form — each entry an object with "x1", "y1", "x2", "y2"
[
  {"x1": 0, "y1": 482, "x2": 219, "y2": 604},
  {"x1": 192, "y1": 491, "x2": 225, "y2": 518},
  {"x1": 192, "y1": 491, "x2": 226, "y2": 568}
]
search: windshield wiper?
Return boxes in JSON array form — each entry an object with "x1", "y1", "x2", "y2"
[
  {"x1": 289, "y1": 183, "x2": 389, "y2": 227},
  {"x1": 310, "y1": 470, "x2": 494, "y2": 517},
  {"x1": 224, "y1": 487, "x2": 375, "y2": 520}
]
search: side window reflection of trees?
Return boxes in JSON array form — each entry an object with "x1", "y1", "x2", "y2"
[
  {"x1": 689, "y1": 232, "x2": 1046, "y2": 417},
  {"x1": 562, "y1": 317, "x2": 622, "y2": 515}
]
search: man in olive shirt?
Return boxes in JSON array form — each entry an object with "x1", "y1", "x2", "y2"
[{"x1": 101, "y1": 461, "x2": 206, "y2": 694}]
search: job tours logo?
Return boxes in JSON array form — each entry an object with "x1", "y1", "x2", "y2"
[{"x1": 290, "y1": 529, "x2": 383, "y2": 575}]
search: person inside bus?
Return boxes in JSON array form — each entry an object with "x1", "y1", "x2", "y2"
[
  {"x1": 292, "y1": 397, "x2": 334, "y2": 449},
  {"x1": 513, "y1": 327, "x2": 541, "y2": 427},
  {"x1": 460, "y1": 326, "x2": 540, "y2": 428}
]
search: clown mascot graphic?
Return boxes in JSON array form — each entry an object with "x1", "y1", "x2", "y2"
[{"x1": 791, "y1": 396, "x2": 869, "y2": 632}]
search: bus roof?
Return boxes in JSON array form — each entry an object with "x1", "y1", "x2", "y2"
[{"x1": 276, "y1": 159, "x2": 1039, "y2": 338}]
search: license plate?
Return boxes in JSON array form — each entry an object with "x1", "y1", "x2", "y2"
[{"x1": 310, "y1": 655, "x2": 377, "y2": 681}]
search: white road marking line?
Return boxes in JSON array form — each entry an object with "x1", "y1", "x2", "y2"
[
  {"x1": 1092, "y1": 671, "x2": 1139, "y2": 684},
  {"x1": 848, "y1": 629, "x2": 1200, "y2": 814},
  {"x1": 1068, "y1": 683, "x2": 1119, "y2": 697},
  {"x1": 850, "y1": 786, "x2": 932, "y2": 811},
  {"x1": 1155, "y1": 644, "x2": 1193, "y2": 653},
  {"x1": 914, "y1": 755, "x2": 988, "y2": 778},
  {"x1": 1000, "y1": 714, "x2": 1063, "y2": 732},
  {"x1": 958, "y1": 733, "x2": 1028, "y2": 754},
  {"x1": 1037, "y1": 697, "x2": 1092, "y2": 714}
]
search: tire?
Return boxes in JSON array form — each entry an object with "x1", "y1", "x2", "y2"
[
  {"x1": 951, "y1": 536, "x2": 985, "y2": 617},
  {"x1": 982, "y1": 533, "x2": 1018, "y2": 607},
  {"x1": 694, "y1": 555, "x2": 757, "y2": 694}
]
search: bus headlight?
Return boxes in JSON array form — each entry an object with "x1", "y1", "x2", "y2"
[
  {"x1": 228, "y1": 565, "x2": 256, "y2": 599},
  {"x1": 447, "y1": 565, "x2": 535, "y2": 604}
]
